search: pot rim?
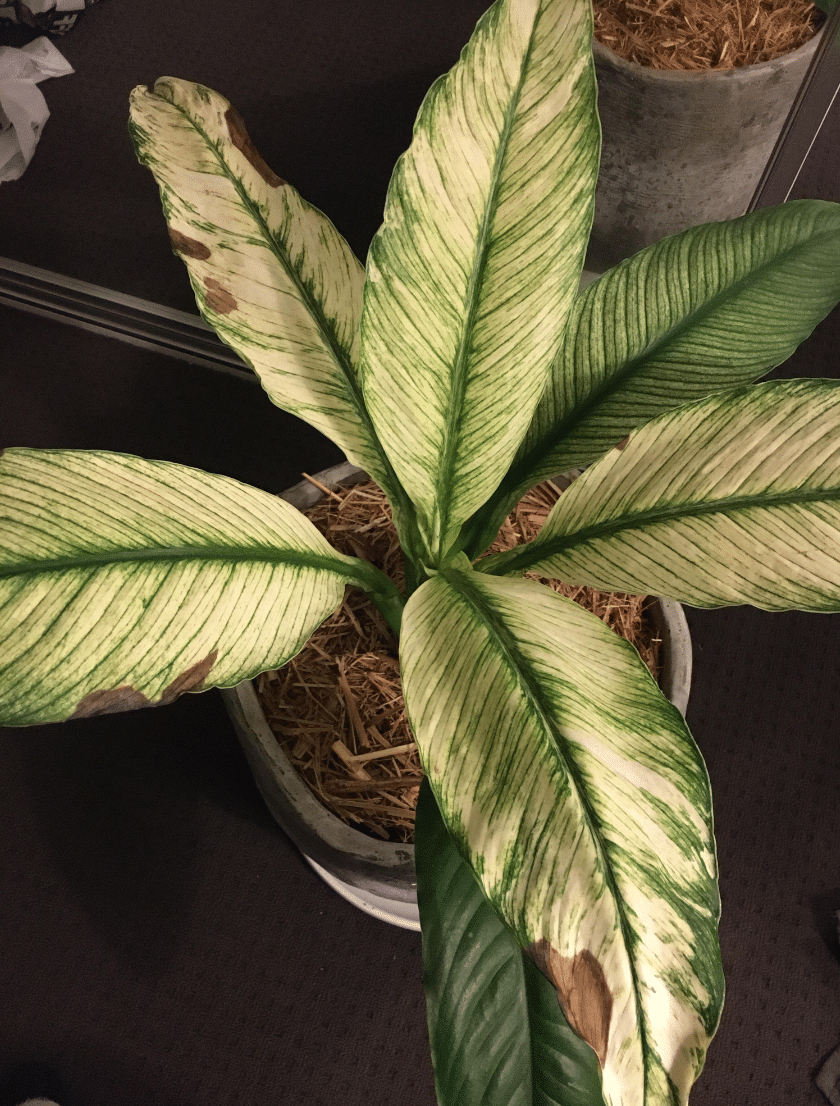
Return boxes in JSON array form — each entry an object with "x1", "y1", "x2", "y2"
[
  {"x1": 592, "y1": 22, "x2": 823, "y2": 82},
  {"x1": 229, "y1": 677, "x2": 415, "y2": 869}
]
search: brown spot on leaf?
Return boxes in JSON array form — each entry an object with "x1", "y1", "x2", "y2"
[
  {"x1": 225, "y1": 106, "x2": 285, "y2": 187},
  {"x1": 615, "y1": 436, "x2": 630, "y2": 452},
  {"x1": 168, "y1": 228, "x2": 211, "y2": 260},
  {"x1": 528, "y1": 940, "x2": 613, "y2": 1066},
  {"x1": 203, "y1": 277, "x2": 238, "y2": 315},
  {"x1": 70, "y1": 651, "x2": 218, "y2": 718},
  {"x1": 71, "y1": 686, "x2": 153, "y2": 718},
  {"x1": 158, "y1": 650, "x2": 218, "y2": 704}
]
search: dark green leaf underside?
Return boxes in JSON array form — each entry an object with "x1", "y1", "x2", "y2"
[{"x1": 416, "y1": 780, "x2": 607, "y2": 1106}]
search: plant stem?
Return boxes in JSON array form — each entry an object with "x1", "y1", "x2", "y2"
[
  {"x1": 370, "y1": 587, "x2": 405, "y2": 637},
  {"x1": 402, "y1": 551, "x2": 424, "y2": 600},
  {"x1": 349, "y1": 561, "x2": 405, "y2": 636}
]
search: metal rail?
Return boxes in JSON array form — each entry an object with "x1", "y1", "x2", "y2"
[{"x1": 0, "y1": 257, "x2": 255, "y2": 381}]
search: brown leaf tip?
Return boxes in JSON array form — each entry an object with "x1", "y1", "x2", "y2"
[
  {"x1": 224, "y1": 106, "x2": 285, "y2": 187},
  {"x1": 168, "y1": 228, "x2": 211, "y2": 260},
  {"x1": 158, "y1": 650, "x2": 218, "y2": 704},
  {"x1": 71, "y1": 686, "x2": 153, "y2": 718},
  {"x1": 203, "y1": 276, "x2": 238, "y2": 315},
  {"x1": 70, "y1": 651, "x2": 218, "y2": 719},
  {"x1": 615, "y1": 436, "x2": 630, "y2": 452},
  {"x1": 528, "y1": 940, "x2": 613, "y2": 1066}
]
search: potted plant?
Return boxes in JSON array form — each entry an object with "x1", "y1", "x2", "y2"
[
  {"x1": 222, "y1": 460, "x2": 693, "y2": 931},
  {"x1": 3, "y1": 0, "x2": 840, "y2": 1103},
  {"x1": 588, "y1": 0, "x2": 832, "y2": 270}
]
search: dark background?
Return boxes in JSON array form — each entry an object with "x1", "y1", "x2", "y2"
[{"x1": 1, "y1": 3, "x2": 839, "y2": 1104}]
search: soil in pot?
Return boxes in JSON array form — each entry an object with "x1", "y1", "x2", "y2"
[
  {"x1": 593, "y1": 0, "x2": 823, "y2": 71},
  {"x1": 255, "y1": 476, "x2": 663, "y2": 846}
]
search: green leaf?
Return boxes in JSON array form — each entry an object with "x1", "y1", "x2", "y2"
[
  {"x1": 128, "y1": 78, "x2": 397, "y2": 499},
  {"x1": 466, "y1": 200, "x2": 840, "y2": 555},
  {"x1": 0, "y1": 448, "x2": 381, "y2": 726},
  {"x1": 360, "y1": 0, "x2": 599, "y2": 561},
  {"x1": 416, "y1": 778, "x2": 608, "y2": 1106},
  {"x1": 482, "y1": 380, "x2": 840, "y2": 611},
  {"x1": 402, "y1": 565, "x2": 723, "y2": 1106}
]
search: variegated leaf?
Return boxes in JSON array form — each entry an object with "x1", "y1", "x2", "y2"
[
  {"x1": 0, "y1": 448, "x2": 383, "y2": 726},
  {"x1": 360, "y1": 0, "x2": 599, "y2": 560},
  {"x1": 465, "y1": 200, "x2": 840, "y2": 556},
  {"x1": 481, "y1": 380, "x2": 840, "y2": 611},
  {"x1": 128, "y1": 78, "x2": 395, "y2": 496},
  {"x1": 401, "y1": 564, "x2": 723, "y2": 1106}
]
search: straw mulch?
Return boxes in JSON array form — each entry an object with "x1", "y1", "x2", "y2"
[
  {"x1": 256, "y1": 477, "x2": 661, "y2": 844},
  {"x1": 593, "y1": 0, "x2": 822, "y2": 69}
]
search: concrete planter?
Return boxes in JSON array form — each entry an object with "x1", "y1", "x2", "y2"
[
  {"x1": 587, "y1": 28, "x2": 823, "y2": 273},
  {"x1": 222, "y1": 464, "x2": 693, "y2": 930}
]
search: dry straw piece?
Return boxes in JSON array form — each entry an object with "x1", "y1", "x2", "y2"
[
  {"x1": 257, "y1": 479, "x2": 661, "y2": 843},
  {"x1": 593, "y1": 0, "x2": 822, "y2": 70}
]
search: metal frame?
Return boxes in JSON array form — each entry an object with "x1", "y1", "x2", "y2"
[
  {"x1": 749, "y1": 2, "x2": 840, "y2": 209},
  {"x1": 0, "y1": 256, "x2": 253, "y2": 379}
]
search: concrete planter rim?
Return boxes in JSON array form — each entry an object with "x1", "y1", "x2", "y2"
[{"x1": 592, "y1": 23, "x2": 823, "y2": 82}]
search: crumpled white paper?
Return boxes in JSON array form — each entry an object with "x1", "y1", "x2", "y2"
[
  {"x1": 24, "y1": 0, "x2": 86, "y2": 12},
  {"x1": 0, "y1": 36, "x2": 73, "y2": 182}
]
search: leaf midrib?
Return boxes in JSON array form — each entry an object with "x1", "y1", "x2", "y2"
[
  {"x1": 442, "y1": 567, "x2": 650, "y2": 1087},
  {"x1": 0, "y1": 545, "x2": 357, "y2": 580},
  {"x1": 488, "y1": 482, "x2": 840, "y2": 575},
  {"x1": 433, "y1": 20, "x2": 538, "y2": 553}
]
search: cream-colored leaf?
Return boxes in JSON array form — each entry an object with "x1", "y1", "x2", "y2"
[
  {"x1": 466, "y1": 200, "x2": 840, "y2": 556},
  {"x1": 483, "y1": 380, "x2": 840, "y2": 611},
  {"x1": 360, "y1": 0, "x2": 599, "y2": 559},
  {"x1": 0, "y1": 448, "x2": 366, "y2": 726},
  {"x1": 129, "y1": 78, "x2": 394, "y2": 493},
  {"x1": 401, "y1": 565, "x2": 722, "y2": 1106}
]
